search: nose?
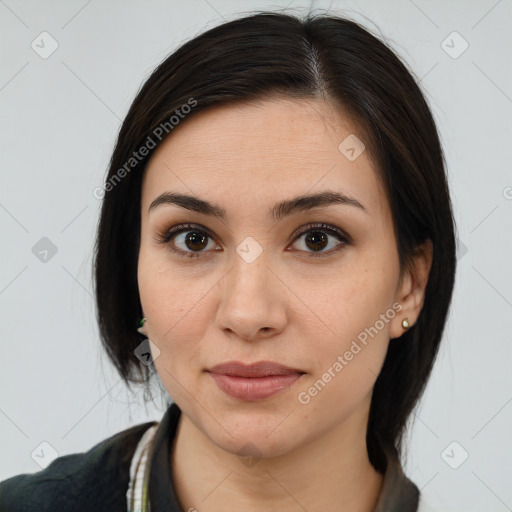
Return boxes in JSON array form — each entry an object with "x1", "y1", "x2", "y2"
[{"x1": 215, "y1": 251, "x2": 287, "y2": 342}]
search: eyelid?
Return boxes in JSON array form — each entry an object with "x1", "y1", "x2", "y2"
[
  {"x1": 154, "y1": 222, "x2": 217, "y2": 245},
  {"x1": 291, "y1": 222, "x2": 353, "y2": 245}
]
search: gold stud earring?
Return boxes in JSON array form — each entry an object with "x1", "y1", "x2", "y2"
[{"x1": 401, "y1": 318, "x2": 410, "y2": 330}]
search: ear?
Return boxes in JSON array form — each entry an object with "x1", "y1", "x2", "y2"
[{"x1": 390, "y1": 239, "x2": 433, "y2": 339}]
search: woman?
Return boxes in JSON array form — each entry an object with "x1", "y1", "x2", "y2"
[{"x1": 0, "y1": 10, "x2": 456, "y2": 512}]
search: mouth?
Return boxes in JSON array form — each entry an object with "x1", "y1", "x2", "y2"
[{"x1": 206, "y1": 360, "x2": 305, "y2": 401}]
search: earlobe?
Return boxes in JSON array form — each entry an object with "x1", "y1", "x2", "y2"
[{"x1": 390, "y1": 239, "x2": 433, "y2": 339}]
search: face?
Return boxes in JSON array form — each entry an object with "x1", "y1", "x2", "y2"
[{"x1": 137, "y1": 97, "x2": 411, "y2": 459}]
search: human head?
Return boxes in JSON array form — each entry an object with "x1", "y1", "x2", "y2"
[{"x1": 93, "y1": 11, "x2": 456, "y2": 472}]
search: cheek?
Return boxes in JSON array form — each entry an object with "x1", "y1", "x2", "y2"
[
  {"x1": 137, "y1": 245, "x2": 216, "y2": 392},
  {"x1": 138, "y1": 243, "x2": 197, "y2": 326},
  {"x1": 301, "y1": 252, "x2": 398, "y2": 401},
  {"x1": 317, "y1": 254, "x2": 397, "y2": 345}
]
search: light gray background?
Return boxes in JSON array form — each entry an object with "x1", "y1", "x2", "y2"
[{"x1": 1, "y1": 1, "x2": 511, "y2": 510}]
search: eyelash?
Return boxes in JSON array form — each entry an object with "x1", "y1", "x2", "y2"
[{"x1": 155, "y1": 222, "x2": 352, "y2": 259}]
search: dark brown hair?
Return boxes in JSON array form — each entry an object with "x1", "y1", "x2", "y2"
[{"x1": 93, "y1": 11, "x2": 457, "y2": 473}]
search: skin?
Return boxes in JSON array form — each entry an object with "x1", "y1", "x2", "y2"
[{"x1": 137, "y1": 97, "x2": 432, "y2": 512}]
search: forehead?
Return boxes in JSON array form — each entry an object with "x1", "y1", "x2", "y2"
[{"x1": 141, "y1": 98, "x2": 387, "y2": 220}]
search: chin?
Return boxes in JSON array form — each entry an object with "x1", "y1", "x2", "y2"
[
  {"x1": 192, "y1": 405, "x2": 300, "y2": 457},
  {"x1": 213, "y1": 427, "x2": 299, "y2": 462}
]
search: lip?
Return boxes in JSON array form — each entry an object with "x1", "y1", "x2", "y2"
[{"x1": 206, "y1": 360, "x2": 305, "y2": 401}]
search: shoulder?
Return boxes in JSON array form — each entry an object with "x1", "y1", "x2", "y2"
[{"x1": 0, "y1": 420, "x2": 158, "y2": 512}]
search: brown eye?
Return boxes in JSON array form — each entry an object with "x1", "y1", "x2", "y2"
[
  {"x1": 290, "y1": 223, "x2": 351, "y2": 257},
  {"x1": 304, "y1": 231, "x2": 329, "y2": 252},
  {"x1": 156, "y1": 223, "x2": 219, "y2": 258},
  {"x1": 183, "y1": 231, "x2": 209, "y2": 252}
]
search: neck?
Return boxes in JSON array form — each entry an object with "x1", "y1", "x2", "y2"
[{"x1": 170, "y1": 406, "x2": 384, "y2": 512}]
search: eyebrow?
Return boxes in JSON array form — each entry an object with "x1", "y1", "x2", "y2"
[{"x1": 148, "y1": 190, "x2": 367, "y2": 221}]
